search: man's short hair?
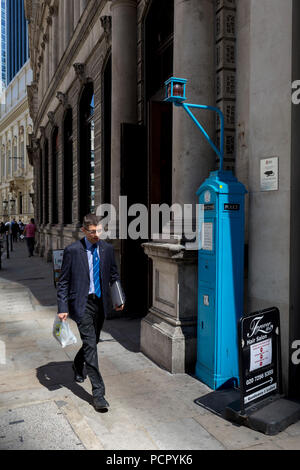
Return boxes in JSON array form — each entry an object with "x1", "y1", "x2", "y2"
[
  {"x1": 82, "y1": 214, "x2": 106, "y2": 229},
  {"x1": 82, "y1": 214, "x2": 100, "y2": 229}
]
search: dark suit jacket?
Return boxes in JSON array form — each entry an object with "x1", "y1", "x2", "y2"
[{"x1": 57, "y1": 238, "x2": 120, "y2": 323}]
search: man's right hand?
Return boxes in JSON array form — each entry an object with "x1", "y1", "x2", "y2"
[{"x1": 58, "y1": 313, "x2": 68, "y2": 321}]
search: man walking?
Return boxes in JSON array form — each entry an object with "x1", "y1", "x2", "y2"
[{"x1": 57, "y1": 214, "x2": 124, "y2": 411}]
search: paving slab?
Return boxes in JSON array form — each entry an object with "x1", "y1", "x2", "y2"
[
  {"x1": 0, "y1": 401, "x2": 85, "y2": 450},
  {"x1": 0, "y1": 242, "x2": 300, "y2": 450}
]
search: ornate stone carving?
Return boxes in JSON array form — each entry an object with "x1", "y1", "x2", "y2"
[
  {"x1": 100, "y1": 16, "x2": 112, "y2": 44},
  {"x1": 32, "y1": 137, "x2": 40, "y2": 152},
  {"x1": 39, "y1": 126, "x2": 46, "y2": 138},
  {"x1": 73, "y1": 63, "x2": 86, "y2": 83},
  {"x1": 47, "y1": 111, "x2": 55, "y2": 125},
  {"x1": 56, "y1": 91, "x2": 68, "y2": 109},
  {"x1": 27, "y1": 81, "x2": 38, "y2": 120},
  {"x1": 49, "y1": 4, "x2": 58, "y2": 16},
  {"x1": 9, "y1": 180, "x2": 17, "y2": 193},
  {"x1": 216, "y1": 0, "x2": 236, "y2": 11}
]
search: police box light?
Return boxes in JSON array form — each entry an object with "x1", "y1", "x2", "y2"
[{"x1": 164, "y1": 77, "x2": 187, "y2": 104}]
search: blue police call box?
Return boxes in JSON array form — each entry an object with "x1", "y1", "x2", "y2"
[{"x1": 195, "y1": 169, "x2": 247, "y2": 390}]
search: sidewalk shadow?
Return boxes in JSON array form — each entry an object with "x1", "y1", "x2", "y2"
[
  {"x1": 102, "y1": 316, "x2": 141, "y2": 353},
  {"x1": 36, "y1": 361, "x2": 98, "y2": 409},
  {"x1": 0, "y1": 242, "x2": 57, "y2": 307}
]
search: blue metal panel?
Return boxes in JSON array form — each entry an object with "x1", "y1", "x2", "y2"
[{"x1": 195, "y1": 170, "x2": 247, "y2": 390}]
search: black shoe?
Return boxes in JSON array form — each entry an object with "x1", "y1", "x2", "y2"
[
  {"x1": 93, "y1": 396, "x2": 110, "y2": 411},
  {"x1": 72, "y1": 363, "x2": 84, "y2": 383}
]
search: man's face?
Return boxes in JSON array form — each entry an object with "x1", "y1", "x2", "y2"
[{"x1": 82, "y1": 224, "x2": 103, "y2": 244}]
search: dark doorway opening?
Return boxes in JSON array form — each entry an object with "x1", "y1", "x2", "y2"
[
  {"x1": 39, "y1": 149, "x2": 43, "y2": 225},
  {"x1": 63, "y1": 108, "x2": 73, "y2": 224},
  {"x1": 51, "y1": 127, "x2": 59, "y2": 225},
  {"x1": 120, "y1": 123, "x2": 148, "y2": 317},
  {"x1": 44, "y1": 139, "x2": 49, "y2": 225},
  {"x1": 145, "y1": 0, "x2": 174, "y2": 217},
  {"x1": 79, "y1": 82, "x2": 95, "y2": 221},
  {"x1": 103, "y1": 55, "x2": 111, "y2": 205}
]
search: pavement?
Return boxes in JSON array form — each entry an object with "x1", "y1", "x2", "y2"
[{"x1": 0, "y1": 240, "x2": 300, "y2": 451}]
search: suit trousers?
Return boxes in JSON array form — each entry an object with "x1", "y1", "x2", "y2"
[
  {"x1": 26, "y1": 237, "x2": 35, "y2": 256},
  {"x1": 74, "y1": 295, "x2": 105, "y2": 398}
]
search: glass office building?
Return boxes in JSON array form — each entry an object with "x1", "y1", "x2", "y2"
[
  {"x1": 0, "y1": 0, "x2": 6, "y2": 89},
  {"x1": 6, "y1": 0, "x2": 28, "y2": 84}
]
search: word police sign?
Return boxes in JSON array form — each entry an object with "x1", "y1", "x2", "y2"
[{"x1": 239, "y1": 307, "x2": 281, "y2": 409}]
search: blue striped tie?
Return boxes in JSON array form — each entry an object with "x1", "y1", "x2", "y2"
[{"x1": 92, "y1": 244, "x2": 101, "y2": 298}]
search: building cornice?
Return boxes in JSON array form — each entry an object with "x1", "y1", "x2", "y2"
[
  {"x1": 32, "y1": 0, "x2": 107, "y2": 133},
  {"x1": 0, "y1": 98, "x2": 29, "y2": 135}
]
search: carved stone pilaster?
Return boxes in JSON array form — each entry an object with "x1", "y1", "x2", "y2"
[{"x1": 215, "y1": 0, "x2": 236, "y2": 171}]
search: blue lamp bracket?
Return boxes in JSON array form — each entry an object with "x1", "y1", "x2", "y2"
[{"x1": 164, "y1": 77, "x2": 224, "y2": 172}]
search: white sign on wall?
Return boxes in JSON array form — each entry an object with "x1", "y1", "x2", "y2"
[
  {"x1": 201, "y1": 222, "x2": 213, "y2": 251},
  {"x1": 260, "y1": 157, "x2": 279, "y2": 191}
]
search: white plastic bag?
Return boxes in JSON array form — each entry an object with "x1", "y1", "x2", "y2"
[{"x1": 52, "y1": 316, "x2": 77, "y2": 348}]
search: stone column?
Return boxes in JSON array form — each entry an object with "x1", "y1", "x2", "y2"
[
  {"x1": 80, "y1": 0, "x2": 87, "y2": 17},
  {"x1": 173, "y1": 0, "x2": 215, "y2": 209},
  {"x1": 51, "y1": 5, "x2": 59, "y2": 75},
  {"x1": 44, "y1": 37, "x2": 49, "y2": 91},
  {"x1": 246, "y1": 0, "x2": 293, "y2": 394},
  {"x1": 73, "y1": 0, "x2": 81, "y2": 28},
  {"x1": 48, "y1": 17, "x2": 53, "y2": 81},
  {"x1": 140, "y1": 0, "x2": 215, "y2": 375},
  {"x1": 110, "y1": 0, "x2": 137, "y2": 210},
  {"x1": 58, "y1": 0, "x2": 65, "y2": 61}
]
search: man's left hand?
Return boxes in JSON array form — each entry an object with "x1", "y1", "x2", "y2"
[{"x1": 115, "y1": 304, "x2": 124, "y2": 311}]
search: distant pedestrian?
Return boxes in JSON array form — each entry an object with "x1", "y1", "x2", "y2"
[
  {"x1": 11, "y1": 219, "x2": 19, "y2": 242},
  {"x1": 0, "y1": 222, "x2": 5, "y2": 235},
  {"x1": 5, "y1": 221, "x2": 10, "y2": 233},
  {"x1": 18, "y1": 220, "x2": 25, "y2": 241},
  {"x1": 24, "y1": 218, "x2": 36, "y2": 257}
]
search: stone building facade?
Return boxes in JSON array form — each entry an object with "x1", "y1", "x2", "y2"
[
  {"x1": 0, "y1": 60, "x2": 34, "y2": 223},
  {"x1": 25, "y1": 0, "x2": 300, "y2": 397}
]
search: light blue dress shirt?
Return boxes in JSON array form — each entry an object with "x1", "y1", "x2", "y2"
[{"x1": 84, "y1": 237, "x2": 100, "y2": 295}]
